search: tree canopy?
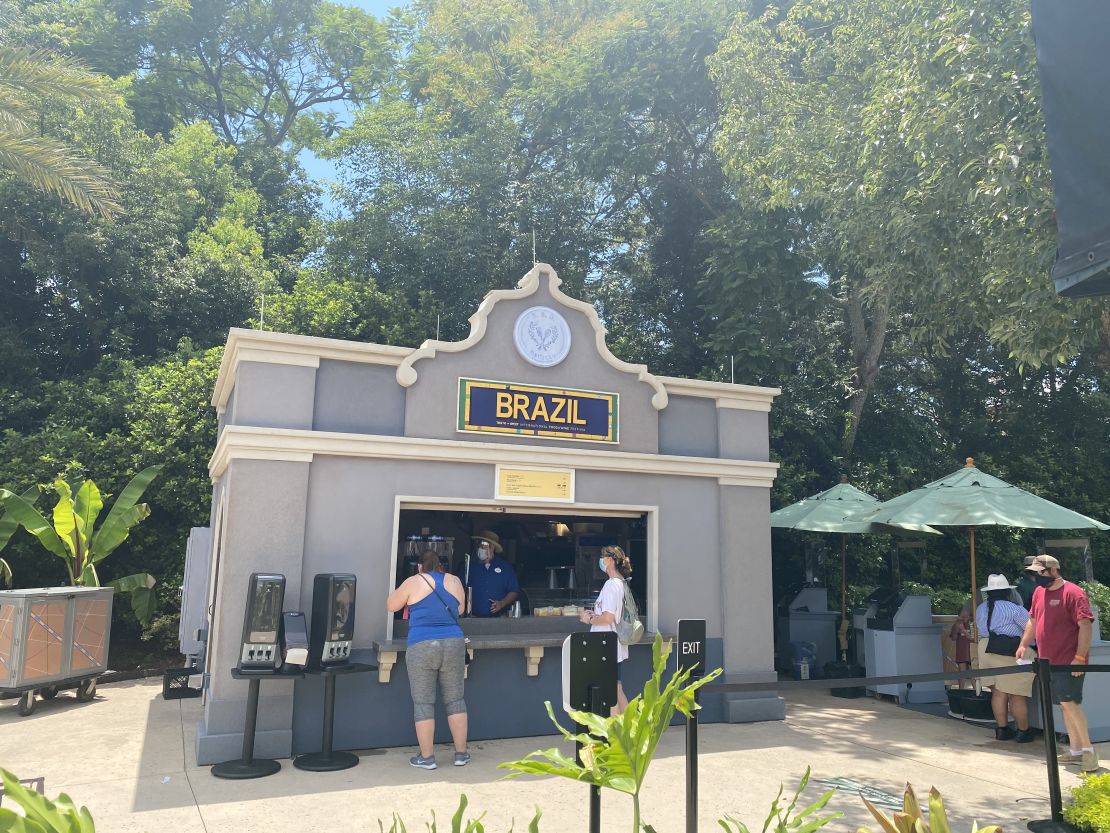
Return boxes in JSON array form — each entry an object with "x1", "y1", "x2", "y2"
[{"x1": 1, "y1": 0, "x2": 1107, "y2": 648}]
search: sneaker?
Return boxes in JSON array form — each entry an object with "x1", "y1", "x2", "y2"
[
  {"x1": 454, "y1": 751, "x2": 471, "y2": 767},
  {"x1": 409, "y1": 754, "x2": 437, "y2": 770},
  {"x1": 1014, "y1": 728, "x2": 1037, "y2": 744},
  {"x1": 1058, "y1": 749, "x2": 1083, "y2": 763},
  {"x1": 995, "y1": 727, "x2": 1016, "y2": 741},
  {"x1": 1081, "y1": 750, "x2": 1100, "y2": 773}
]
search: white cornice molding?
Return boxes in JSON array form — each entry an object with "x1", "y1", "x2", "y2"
[
  {"x1": 656, "y1": 376, "x2": 781, "y2": 413},
  {"x1": 395, "y1": 264, "x2": 670, "y2": 410},
  {"x1": 210, "y1": 426, "x2": 779, "y2": 488},
  {"x1": 212, "y1": 328, "x2": 414, "y2": 411}
]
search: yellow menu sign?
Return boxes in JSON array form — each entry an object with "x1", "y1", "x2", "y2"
[{"x1": 496, "y1": 466, "x2": 574, "y2": 502}]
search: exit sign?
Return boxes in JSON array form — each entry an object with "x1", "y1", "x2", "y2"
[{"x1": 677, "y1": 619, "x2": 706, "y2": 677}]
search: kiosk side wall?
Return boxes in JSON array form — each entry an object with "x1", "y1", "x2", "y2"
[{"x1": 198, "y1": 458, "x2": 310, "y2": 764}]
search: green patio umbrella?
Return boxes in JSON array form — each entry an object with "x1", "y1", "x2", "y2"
[
  {"x1": 862, "y1": 457, "x2": 1109, "y2": 640},
  {"x1": 771, "y1": 477, "x2": 939, "y2": 656}
]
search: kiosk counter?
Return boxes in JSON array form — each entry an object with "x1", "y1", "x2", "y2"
[{"x1": 193, "y1": 264, "x2": 782, "y2": 765}]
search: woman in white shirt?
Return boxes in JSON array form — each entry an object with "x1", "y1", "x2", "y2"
[{"x1": 579, "y1": 545, "x2": 633, "y2": 715}]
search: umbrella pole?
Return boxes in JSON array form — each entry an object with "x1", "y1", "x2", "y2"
[
  {"x1": 839, "y1": 534, "x2": 848, "y2": 660},
  {"x1": 967, "y1": 528, "x2": 976, "y2": 644}
]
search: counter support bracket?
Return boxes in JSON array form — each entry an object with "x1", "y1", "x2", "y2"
[
  {"x1": 525, "y1": 646, "x2": 544, "y2": 676},
  {"x1": 377, "y1": 650, "x2": 397, "y2": 683}
]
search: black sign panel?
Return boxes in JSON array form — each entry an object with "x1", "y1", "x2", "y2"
[
  {"x1": 561, "y1": 632, "x2": 618, "y2": 714},
  {"x1": 677, "y1": 619, "x2": 706, "y2": 677}
]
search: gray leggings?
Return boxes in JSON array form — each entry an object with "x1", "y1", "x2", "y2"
[{"x1": 406, "y1": 637, "x2": 467, "y2": 722}]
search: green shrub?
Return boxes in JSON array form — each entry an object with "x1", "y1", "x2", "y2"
[
  {"x1": 1065, "y1": 773, "x2": 1110, "y2": 833},
  {"x1": 1079, "y1": 582, "x2": 1110, "y2": 638},
  {"x1": 932, "y1": 588, "x2": 970, "y2": 616}
]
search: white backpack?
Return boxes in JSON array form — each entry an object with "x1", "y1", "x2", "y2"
[{"x1": 616, "y1": 582, "x2": 644, "y2": 645}]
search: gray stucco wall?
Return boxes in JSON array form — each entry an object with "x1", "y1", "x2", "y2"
[
  {"x1": 231, "y1": 362, "x2": 316, "y2": 430},
  {"x1": 313, "y1": 360, "x2": 406, "y2": 435},
  {"x1": 659, "y1": 395, "x2": 719, "y2": 457},
  {"x1": 718, "y1": 408, "x2": 770, "y2": 462},
  {"x1": 403, "y1": 282, "x2": 660, "y2": 454},
  {"x1": 198, "y1": 458, "x2": 311, "y2": 764}
]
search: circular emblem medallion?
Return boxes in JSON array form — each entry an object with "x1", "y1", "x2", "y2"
[{"x1": 513, "y1": 306, "x2": 572, "y2": 367}]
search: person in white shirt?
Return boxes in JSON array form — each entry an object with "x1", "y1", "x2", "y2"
[{"x1": 579, "y1": 545, "x2": 633, "y2": 715}]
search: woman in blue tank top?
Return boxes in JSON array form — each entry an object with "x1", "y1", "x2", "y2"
[{"x1": 386, "y1": 550, "x2": 468, "y2": 770}]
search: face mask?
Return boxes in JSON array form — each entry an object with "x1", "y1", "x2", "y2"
[
  {"x1": 477, "y1": 547, "x2": 491, "y2": 562},
  {"x1": 598, "y1": 558, "x2": 608, "y2": 573},
  {"x1": 1035, "y1": 574, "x2": 1053, "y2": 588}
]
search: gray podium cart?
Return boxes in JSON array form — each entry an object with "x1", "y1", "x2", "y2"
[
  {"x1": 0, "y1": 587, "x2": 114, "y2": 715},
  {"x1": 863, "y1": 594, "x2": 945, "y2": 703},
  {"x1": 777, "y1": 588, "x2": 839, "y2": 676}
]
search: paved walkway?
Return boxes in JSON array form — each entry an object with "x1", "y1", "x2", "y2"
[{"x1": 1, "y1": 680, "x2": 1101, "y2": 832}]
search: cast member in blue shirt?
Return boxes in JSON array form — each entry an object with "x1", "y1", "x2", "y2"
[{"x1": 464, "y1": 531, "x2": 520, "y2": 617}]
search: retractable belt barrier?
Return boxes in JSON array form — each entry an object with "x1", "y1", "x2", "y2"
[
  {"x1": 688, "y1": 659, "x2": 1108, "y2": 833},
  {"x1": 700, "y1": 662, "x2": 1110, "y2": 694}
]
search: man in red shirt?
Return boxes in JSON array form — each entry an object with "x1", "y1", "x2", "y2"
[{"x1": 1016, "y1": 554, "x2": 1097, "y2": 772}]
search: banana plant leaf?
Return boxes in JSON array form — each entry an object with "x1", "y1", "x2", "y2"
[
  {"x1": 0, "y1": 488, "x2": 69, "y2": 561},
  {"x1": 90, "y1": 465, "x2": 161, "y2": 561},
  {"x1": 108, "y1": 572, "x2": 157, "y2": 626},
  {"x1": 0, "y1": 768, "x2": 96, "y2": 833},
  {"x1": 0, "y1": 486, "x2": 40, "y2": 551}
]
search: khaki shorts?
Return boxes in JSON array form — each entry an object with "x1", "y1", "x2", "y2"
[{"x1": 976, "y1": 639, "x2": 1036, "y2": 696}]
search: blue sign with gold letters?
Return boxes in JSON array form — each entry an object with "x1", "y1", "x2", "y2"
[{"x1": 458, "y1": 378, "x2": 618, "y2": 443}]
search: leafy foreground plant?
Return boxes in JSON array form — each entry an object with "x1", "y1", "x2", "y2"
[
  {"x1": 500, "y1": 633, "x2": 721, "y2": 832},
  {"x1": 718, "y1": 767, "x2": 840, "y2": 833},
  {"x1": 377, "y1": 794, "x2": 539, "y2": 833},
  {"x1": 1064, "y1": 772, "x2": 1110, "y2": 833},
  {"x1": 0, "y1": 466, "x2": 162, "y2": 624},
  {"x1": 859, "y1": 783, "x2": 1000, "y2": 833},
  {"x1": 0, "y1": 768, "x2": 95, "y2": 832}
]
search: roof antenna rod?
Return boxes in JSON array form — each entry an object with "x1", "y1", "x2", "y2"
[
  {"x1": 436, "y1": 314, "x2": 441, "y2": 341},
  {"x1": 259, "y1": 294, "x2": 265, "y2": 331},
  {"x1": 731, "y1": 355, "x2": 735, "y2": 385},
  {"x1": 532, "y1": 228, "x2": 537, "y2": 266}
]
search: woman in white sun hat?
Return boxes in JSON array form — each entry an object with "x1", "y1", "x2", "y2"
[{"x1": 975, "y1": 573, "x2": 1036, "y2": 742}]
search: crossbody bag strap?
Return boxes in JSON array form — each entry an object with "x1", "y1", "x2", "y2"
[{"x1": 418, "y1": 573, "x2": 460, "y2": 623}]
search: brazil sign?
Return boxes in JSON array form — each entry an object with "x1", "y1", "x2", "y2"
[{"x1": 458, "y1": 378, "x2": 618, "y2": 443}]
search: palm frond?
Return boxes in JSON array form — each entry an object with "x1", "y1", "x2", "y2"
[
  {"x1": 0, "y1": 128, "x2": 122, "y2": 218},
  {"x1": 0, "y1": 46, "x2": 111, "y2": 103}
]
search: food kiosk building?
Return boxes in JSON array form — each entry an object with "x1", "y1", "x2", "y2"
[{"x1": 197, "y1": 264, "x2": 782, "y2": 764}]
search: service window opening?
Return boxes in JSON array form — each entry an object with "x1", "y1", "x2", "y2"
[{"x1": 395, "y1": 508, "x2": 648, "y2": 624}]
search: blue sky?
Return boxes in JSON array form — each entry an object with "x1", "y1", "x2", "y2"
[{"x1": 299, "y1": 0, "x2": 408, "y2": 207}]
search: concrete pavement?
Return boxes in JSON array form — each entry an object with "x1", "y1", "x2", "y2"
[{"x1": 1, "y1": 679, "x2": 1100, "y2": 832}]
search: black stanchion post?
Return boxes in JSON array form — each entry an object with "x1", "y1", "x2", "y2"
[
  {"x1": 589, "y1": 684, "x2": 602, "y2": 833},
  {"x1": 678, "y1": 619, "x2": 706, "y2": 833},
  {"x1": 1035, "y1": 658, "x2": 1064, "y2": 825},
  {"x1": 686, "y1": 687, "x2": 699, "y2": 833}
]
